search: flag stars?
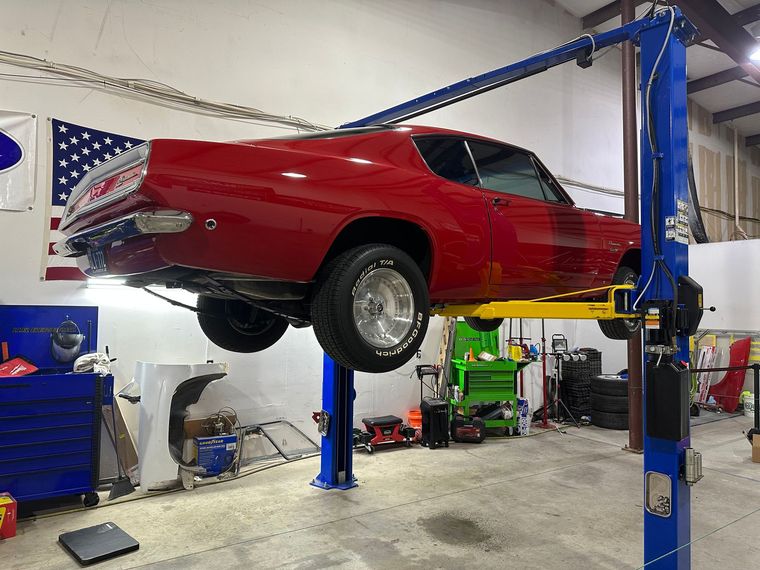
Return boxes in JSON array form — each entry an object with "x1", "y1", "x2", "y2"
[
  {"x1": 81, "y1": 131, "x2": 91, "y2": 140},
  {"x1": 114, "y1": 147, "x2": 123, "y2": 155},
  {"x1": 93, "y1": 158, "x2": 102, "y2": 166},
  {"x1": 81, "y1": 147, "x2": 90, "y2": 156},
  {"x1": 103, "y1": 152, "x2": 113, "y2": 160},
  {"x1": 124, "y1": 141, "x2": 133, "y2": 149},
  {"x1": 58, "y1": 191, "x2": 69, "y2": 201},
  {"x1": 103, "y1": 137, "x2": 113, "y2": 145},
  {"x1": 82, "y1": 164, "x2": 92, "y2": 172},
  {"x1": 58, "y1": 124, "x2": 68, "y2": 134},
  {"x1": 69, "y1": 136, "x2": 79, "y2": 145},
  {"x1": 92, "y1": 142, "x2": 101, "y2": 150},
  {"x1": 70, "y1": 170, "x2": 80, "y2": 179},
  {"x1": 58, "y1": 176, "x2": 68, "y2": 185},
  {"x1": 58, "y1": 141, "x2": 68, "y2": 150},
  {"x1": 70, "y1": 153, "x2": 80, "y2": 162},
  {"x1": 58, "y1": 158, "x2": 69, "y2": 168}
]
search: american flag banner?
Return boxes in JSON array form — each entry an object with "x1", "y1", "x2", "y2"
[{"x1": 44, "y1": 118, "x2": 145, "y2": 280}]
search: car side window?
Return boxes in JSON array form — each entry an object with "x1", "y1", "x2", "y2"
[
  {"x1": 467, "y1": 141, "x2": 545, "y2": 201},
  {"x1": 533, "y1": 159, "x2": 567, "y2": 203},
  {"x1": 414, "y1": 137, "x2": 479, "y2": 186}
]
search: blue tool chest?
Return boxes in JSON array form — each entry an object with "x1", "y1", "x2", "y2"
[{"x1": 0, "y1": 372, "x2": 113, "y2": 503}]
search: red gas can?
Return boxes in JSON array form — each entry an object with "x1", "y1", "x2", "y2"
[{"x1": 0, "y1": 493, "x2": 17, "y2": 539}]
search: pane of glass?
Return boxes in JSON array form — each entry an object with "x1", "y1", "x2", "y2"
[
  {"x1": 414, "y1": 137, "x2": 479, "y2": 186},
  {"x1": 468, "y1": 141, "x2": 545, "y2": 200},
  {"x1": 534, "y1": 160, "x2": 566, "y2": 203}
]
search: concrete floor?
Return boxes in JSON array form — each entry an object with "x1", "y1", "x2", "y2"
[{"x1": 5, "y1": 415, "x2": 760, "y2": 569}]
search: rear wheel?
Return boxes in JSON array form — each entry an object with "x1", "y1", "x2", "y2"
[
  {"x1": 464, "y1": 317, "x2": 503, "y2": 333},
  {"x1": 197, "y1": 296, "x2": 289, "y2": 352},
  {"x1": 598, "y1": 265, "x2": 641, "y2": 340},
  {"x1": 311, "y1": 244, "x2": 429, "y2": 373}
]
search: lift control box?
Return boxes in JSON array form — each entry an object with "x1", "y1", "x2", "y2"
[{"x1": 646, "y1": 361, "x2": 689, "y2": 441}]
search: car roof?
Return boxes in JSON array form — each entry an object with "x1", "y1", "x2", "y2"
[{"x1": 239, "y1": 124, "x2": 534, "y2": 155}]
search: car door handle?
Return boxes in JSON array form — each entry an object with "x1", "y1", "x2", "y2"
[{"x1": 492, "y1": 197, "x2": 510, "y2": 207}]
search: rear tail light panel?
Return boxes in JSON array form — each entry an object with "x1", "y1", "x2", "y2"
[{"x1": 60, "y1": 142, "x2": 150, "y2": 230}]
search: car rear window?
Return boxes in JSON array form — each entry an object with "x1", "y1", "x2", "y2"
[{"x1": 413, "y1": 137, "x2": 479, "y2": 186}]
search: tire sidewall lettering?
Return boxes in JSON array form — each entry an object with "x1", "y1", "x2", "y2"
[{"x1": 374, "y1": 311, "x2": 424, "y2": 358}]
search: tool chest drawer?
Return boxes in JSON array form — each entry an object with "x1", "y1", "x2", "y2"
[{"x1": 0, "y1": 372, "x2": 112, "y2": 502}]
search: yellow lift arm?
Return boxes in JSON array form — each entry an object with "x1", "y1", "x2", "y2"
[{"x1": 431, "y1": 284, "x2": 637, "y2": 321}]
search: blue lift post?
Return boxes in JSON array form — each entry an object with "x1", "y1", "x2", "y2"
[
  {"x1": 311, "y1": 354, "x2": 358, "y2": 490},
  {"x1": 638, "y1": 10, "x2": 695, "y2": 568},
  {"x1": 324, "y1": 10, "x2": 701, "y2": 567}
]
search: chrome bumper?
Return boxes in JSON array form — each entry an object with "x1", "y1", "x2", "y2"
[{"x1": 54, "y1": 210, "x2": 193, "y2": 257}]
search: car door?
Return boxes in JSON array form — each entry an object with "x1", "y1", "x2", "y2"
[
  {"x1": 412, "y1": 136, "x2": 492, "y2": 300},
  {"x1": 466, "y1": 140, "x2": 601, "y2": 299}
]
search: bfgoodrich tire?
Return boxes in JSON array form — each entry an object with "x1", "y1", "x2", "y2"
[
  {"x1": 464, "y1": 317, "x2": 503, "y2": 332},
  {"x1": 311, "y1": 244, "x2": 429, "y2": 373},
  {"x1": 598, "y1": 265, "x2": 641, "y2": 340},
  {"x1": 197, "y1": 296, "x2": 289, "y2": 352}
]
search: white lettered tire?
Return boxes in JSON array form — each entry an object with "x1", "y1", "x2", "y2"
[{"x1": 311, "y1": 244, "x2": 429, "y2": 373}]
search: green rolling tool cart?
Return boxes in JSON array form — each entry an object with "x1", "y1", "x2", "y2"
[{"x1": 449, "y1": 321, "x2": 529, "y2": 430}]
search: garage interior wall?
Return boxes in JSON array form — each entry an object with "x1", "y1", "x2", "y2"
[
  {"x1": 0, "y1": 0, "x2": 751, "y2": 440},
  {"x1": 689, "y1": 99, "x2": 760, "y2": 241}
]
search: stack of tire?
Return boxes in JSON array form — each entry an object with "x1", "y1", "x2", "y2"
[
  {"x1": 560, "y1": 348, "x2": 602, "y2": 420},
  {"x1": 590, "y1": 374, "x2": 629, "y2": 430}
]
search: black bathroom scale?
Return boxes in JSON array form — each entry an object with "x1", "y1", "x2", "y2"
[{"x1": 59, "y1": 522, "x2": 139, "y2": 565}]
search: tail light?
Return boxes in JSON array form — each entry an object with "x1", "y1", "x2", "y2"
[{"x1": 60, "y1": 143, "x2": 150, "y2": 229}]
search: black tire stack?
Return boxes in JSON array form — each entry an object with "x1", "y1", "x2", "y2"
[
  {"x1": 590, "y1": 374, "x2": 629, "y2": 429},
  {"x1": 559, "y1": 348, "x2": 602, "y2": 420}
]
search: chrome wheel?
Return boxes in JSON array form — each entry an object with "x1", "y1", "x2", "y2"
[{"x1": 352, "y1": 268, "x2": 414, "y2": 348}]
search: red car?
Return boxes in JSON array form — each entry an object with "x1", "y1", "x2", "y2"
[{"x1": 55, "y1": 125, "x2": 640, "y2": 372}]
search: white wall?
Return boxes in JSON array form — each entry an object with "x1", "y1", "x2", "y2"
[{"x1": 0, "y1": 0, "x2": 631, "y2": 438}]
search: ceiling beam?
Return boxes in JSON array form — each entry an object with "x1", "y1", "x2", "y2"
[
  {"x1": 745, "y1": 133, "x2": 760, "y2": 146},
  {"x1": 679, "y1": 0, "x2": 760, "y2": 86},
  {"x1": 713, "y1": 100, "x2": 760, "y2": 123},
  {"x1": 733, "y1": 4, "x2": 760, "y2": 27},
  {"x1": 581, "y1": 0, "x2": 648, "y2": 30},
  {"x1": 582, "y1": 1, "x2": 760, "y2": 31},
  {"x1": 688, "y1": 66, "x2": 748, "y2": 94}
]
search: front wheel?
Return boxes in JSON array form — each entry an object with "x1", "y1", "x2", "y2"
[
  {"x1": 464, "y1": 317, "x2": 503, "y2": 332},
  {"x1": 311, "y1": 244, "x2": 429, "y2": 373},
  {"x1": 598, "y1": 265, "x2": 641, "y2": 340},
  {"x1": 197, "y1": 296, "x2": 289, "y2": 353}
]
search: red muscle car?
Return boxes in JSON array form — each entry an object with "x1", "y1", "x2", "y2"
[{"x1": 55, "y1": 125, "x2": 640, "y2": 373}]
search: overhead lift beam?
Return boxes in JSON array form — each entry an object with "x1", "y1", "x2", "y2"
[{"x1": 324, "y1": 10, "x2": 700, "y2": 569}]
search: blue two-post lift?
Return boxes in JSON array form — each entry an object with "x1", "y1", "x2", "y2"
[{"x1": 312, "y1": 7, "x2": 700, "y2": 568}]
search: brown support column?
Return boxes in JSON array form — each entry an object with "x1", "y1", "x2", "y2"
[{"x1": 621, "y1": 0, "x2": 643, "y2": 452}]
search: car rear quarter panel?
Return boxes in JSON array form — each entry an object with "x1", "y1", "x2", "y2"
[
  {"x1": 136, "y1": 135, "x2": 491, "y2": 301},
  {"x1": 595, "y1": 214, "x2": 641, "y2": 280}
]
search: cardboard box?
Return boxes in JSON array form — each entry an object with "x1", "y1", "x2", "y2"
[
  {"x1": 0, "y1": 493, "x2": 17, "y2": 539},
  {"x1": 193, "y1": 434, "x2": 237, "y2": 476},
  {"x1": 183, "y1": 412, "x2": 237, "y2": 440},
  {"x1": 753, "y1": 435, "x2": 760, "y2": 464}
]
